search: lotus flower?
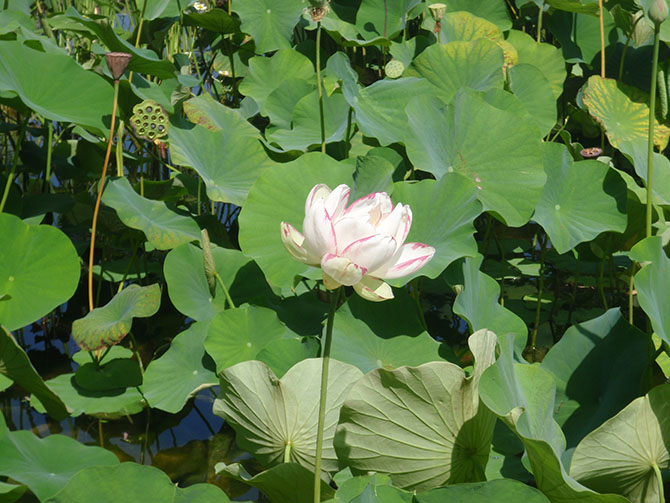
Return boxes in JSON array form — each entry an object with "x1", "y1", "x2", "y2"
[{"x1": 280, "y1": 184, "x2": 435, "y2": 301}]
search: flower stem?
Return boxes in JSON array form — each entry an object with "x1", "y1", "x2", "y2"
[
  {"x1": 88, "y1": 79, "x2": 120, "y2": 312},
  {"x1": 0, "y1": 121, "x2": 27, "y2": 214},
  {"x1": 316, "y1": 21, "x2": 326, "y2": 154},
  {"x1": 44, "y1": 120, "x2": 53, "y2": 193},
  {"x1": 214, "y1": 272, "x2": 236, "y2": 309},
  {"x1": 647, "y1": 23, "x2": 661, "y2": 238},
  {"x1": 313, "y1": 287, "x2": 341, "y2": 503}
]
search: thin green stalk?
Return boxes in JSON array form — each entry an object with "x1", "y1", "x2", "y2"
[
  {"x1": 314, "y1": 287, "x2": 341, "y2": 503},
  {"x1": 598, "y1": 0, "x2": 605, "y2": 78},
  {"x1": 214, "y1": 272, "x2": 236, "y2": 309},
  {"x1": 597, "y1": 259, "x2": 608, "y2": 310},
  {"x1": 88, "y1": 80, "x2": 120, "y2": 312},
  {"x1": 647, "y1": 23, "x2": 662, "y2": 238},
  {"x1": 283, "y1": 443, "x2": 291, "y2": 464},
  {"x1": 652, "y1": 462, "x2": 665, "y2": 503},
  {"x1": 44, "y1": 120, "x2": 53, "y2": 192},
  {"x1": 116, "y1": 119, "x2": 125, "y2": 177},
  {"x1": 629, "y1": 266, "x2": 635, "y2": 325},
  {"x1": 0, "y1": 122, "x2": 27, "y2": 213},
  {"x1": 531, "y1": 234, "x2": 546, "y2": 350},
  {"x1": 536, "y1": 2, "x2": 543, "y2": 43},
  {"x1": 316, "y1": 22, "x2": 326, "y2": 153}
]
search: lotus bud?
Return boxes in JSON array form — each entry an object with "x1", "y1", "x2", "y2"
[
  {"x1": 428, "y1": 3, "x2": 447, "y2": 22},
  {"x1": 105, "y1": 52, "x2": 132, "y2": 80},
  {"x1": 648, "y1": 0, "x2": 669, "y2": 25}
]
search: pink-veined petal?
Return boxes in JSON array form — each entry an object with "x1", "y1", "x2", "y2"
[
  {"x1": 322, "y1": 271, "x2": 342, "y2": 290},
  {"x1": 333, "y1": 216, "x2": 375, "y2": 251},
  {"x1": 321, "y1": 253, "x2": 367, "y2": 286},
  {"x1": 375, "y1": 203, "x2": 412, "y2": 247},
  {"x1": 324, "y1": 184, "x2": 350, "y2": 219},
  {"x1": 353, "y1": 276, "x2": 394, "y2": 302},
  {"x1": 305, "y1": 184, "x2": 332, "y2": 214},
  {"x1": 303, "y1": 198, "x2": 337, "y2": 257},
  {"x1": 280, "y1": 222, "x2": 320, "y2": 266},
  {"x1": 370, "y1": 242, "x2": 436, "y2": 279},
  {"x1": 343, "y1": 192, "x2": 393, "y2": 225},
  {"x1": 341, "y1": 234, "x2": 397, "y2": 272}
]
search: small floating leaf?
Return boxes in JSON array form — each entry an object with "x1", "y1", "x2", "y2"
[{"x1": 72, "y1": 284, "x2": 161, "y2": 351}]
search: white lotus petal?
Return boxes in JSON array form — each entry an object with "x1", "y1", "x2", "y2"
[
  {"x1": 341, "y1": 234, "x2": 397, "y2": 272},
  {"x1": 371, "y1": 242, "x2": 436, "y2": 279},
  {"x1": 353, "y1": 276, "x2": 394, "y2": 302},
  {"x1": 321, "y1": 253, "x2": 367, "y2": 286},
  {"x1": 325, "y1": 184, "x2": 350, "y2": 219},
  {"x1": 305, "y1": 184, "x2": 332, "y2": 214},
  {"x1": 333, "y1": 216, "x2": 376, "y2": 251},
  {"x1": 303, "y1": 198, "x2": 337, "y2": 257}
]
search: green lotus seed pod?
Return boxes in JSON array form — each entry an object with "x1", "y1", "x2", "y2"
[
  {"x1": 385, "y1": 59, "x2": 405, "y2": 79},
  {"x1": 130, "y1": 100, "x2": 169, "y2": 141},
  {"x1": 428, "y1": 3, "x2": 447, "y2": 22}
]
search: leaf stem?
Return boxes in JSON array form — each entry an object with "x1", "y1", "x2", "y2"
[
  {"x1": 314, "y1": 287, "x2": 341, "y2": 503},
  {"x1": 44, "y1": 120, "x2": 53, "y2": 192},
  {"x1": 0, "y1": 121, "x2": 27, "y2": 214},
  {"x1": 647, "y1": 23, "x2": 661, "y2": 238},
  {"x1": 652, "y1": 462, "x2": 665, "y2": 503},
  {"x1": 531, "y1": 233, "x2": 546, "y2": 351},
  {"x1": 316, "y1": 21, "x2": 326, "y2": 154},
  {"x1": 598, "y1": 0, "x2": 605, "y2": 78},
  {"x1": 88, "y1": 79, "x2": 120, "y2": 312}
]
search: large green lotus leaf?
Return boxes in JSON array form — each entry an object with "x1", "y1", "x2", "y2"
[
  {"x1": 101, "y1": 177, "x2": 200, "y2": 250},
  {"x1": 0, "y1": 481, "x2": 25, "y2": 503},
  {"x1": 630, "y1": 236, "x2": 670, "y2": 346},
  {"x1": 540, "y1": 309, "x2": 650, "y2": 453},
  {"x1": 63, "y1": 8, "x2": 175, "y2": 79},
  {"x1": 205, "y1": 305, "x2": 297, "y2": 373},
  {"x1": 0, "y1": 431, "x2": 118, "y2": 501},
  {"x1": 238, "y1": 152, "x2": 355, "y2": 288},
  {"x1": 169, "y1": 117, "x2": 275, "y2": 206},
  {"x1": 31, "y1": 373, "x2": 145, "y2": 418},
  {"x1": 239, "y1": 49, "x2": 315, "y2": 110},
  {"x1": 266, "y1": 90, "x2": 349, "y2": 151},
  {"x1": 350, "y1": 154, "x2": 395, "y2": 201},
  {"x1": 183, "y1": 93, "x2": 259, "y2": 137},
  {"x1": 506, "y1": 30, "x2": 567, "y2": 100},
  {"x1": 233, "y1": 0, "x2": 304, "y2": 53},
  {"x1": 534, "y1": 143, "x2": 627, "y2": 254},
  {"x1": 255, "y1": 337, "x2": 320, "y2": 378},
  {"x1": 141, "y1": 322, "x2": 218, "y2": 413},
  {"x1": 508, "y1": 64, "x2": 556, "y2": 137},
  {"x1": 182, "y1": 9, "x2": 240, "y2": 34},
  {"x1": 135, "y1": 0, "x2": 176, "y2": 20},
  {"x1": 0, "y1": 213, "x2": 80, "y2": 332},
  {"x1": 547, "y1": 10, "x2": 616, "y2": 64},
  {"x1": 0, "y1": 327, "x2": 69, "y2": 420},
  {"x1": 453, "y1": 255, "x2": 528, "y2": 355},
  {"x1": 547, "y1": 0, "x2": 599, "y2": 14},
  {"x1": 215, "y1": 462, "x2": 334, "y2": 503},
  {"x1": 164, "y1": 243, "x2": 272, "y2": 322},
  {"x1": 214, "y1": 358, "x2": 363, "y2": 479},
  {"x1": 430, "y1": 11, "x2": 503, "y2": 43},
  {"x1": 346, "y1": 484, "x2": 412, "y2": 503},
  {"x1": 582, "y1": 76, "x2": 670, "y2": 150},
  {"x1": 405, "y1": 89, "x2": 545, "y2": 227},
  {"x1": 415, "y1": 479, "x2": 550, "y2": 502},
  {"x1": 74, "y1": 358, "x2": 142, "y2": 392},
  {"x1": 72, "y1": 284, "x2": 161, "y2": 351},
  {"x1": 354, "y1": 0, "x2": 421, "y2": 40},
  {"x1": 0, "y1": 41, "x2": 113, "y2": 135},
  {"x1": 432, "y1": 0, "x2": 512, "y2": 30},
  {"x1": 330, "y1": 473, "x2": 413, "y2": 503},
  {"x1": 343, "y1": 77, "x2": 438, "y2": 146},
  {"x1": 388, "y1": 175, "x2": 482, "y2": 285},
  {"x1": 262, "y1": 78, "x2": 316, "y2": 129},
  {"x1": 334, "y1": 330, "x2": 497, "y2": 491},
  {"x1": 570, "y1": 383, "x2": 670, "y2": 502},
  {"x1": 618, "y1": 138, "x2": 670, "y2": 206},
  {"x1": 331, "y1": 292, "x2": 447, "y2": 373},
  {"x1": 405, "y1": 39, "x2": 504, "y2": 104},
  {"x1": 45, "y1": 463, "x2": 229, "y2": 503},
  {"x1": 479, "y1": 334, "x2": 628, "y2": 503}
]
